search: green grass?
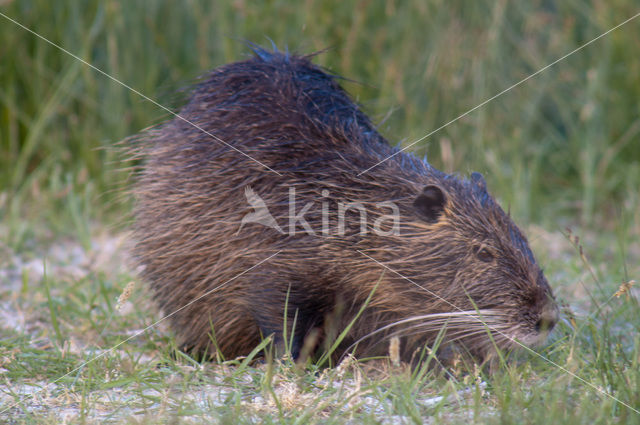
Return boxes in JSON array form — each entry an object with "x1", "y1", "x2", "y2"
[{"x1": 1, "y1": 0, "x2": 639, "y2": 423}]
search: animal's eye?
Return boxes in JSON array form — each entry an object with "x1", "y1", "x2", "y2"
[{"x1": 476, "y1": 247, "x2": 494, "y2": 262}]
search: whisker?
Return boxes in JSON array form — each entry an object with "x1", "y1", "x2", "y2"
[
  {"x1": 388, "y1": 325, "x2": 507, "y2": 345},
  {"x1": 341, "y1": 313, "x2": 511, "y2": 362},
  {"x1": 337, "y1": 308, "x2": 514, "y2": 363}
]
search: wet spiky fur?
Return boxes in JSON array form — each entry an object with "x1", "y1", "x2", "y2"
[{"x1": 130, "y1": 49, "x2": 557, "y2": 363}]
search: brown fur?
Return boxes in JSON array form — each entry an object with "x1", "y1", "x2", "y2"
[{"x1": 130, "y1": 49, "x2": 557, "y2": 363}]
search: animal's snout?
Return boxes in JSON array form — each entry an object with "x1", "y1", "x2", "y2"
[{"x1": 535, "y1": 302, "x2": 559, "y2": 333}]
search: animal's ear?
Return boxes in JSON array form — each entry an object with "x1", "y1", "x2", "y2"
[
  {"x1": 470, "y1": 171, "x2": 490, "y2": 206},
  {"x1": 470, "y1": 172, "x2": 487, "y2": 191},
  {"x1": 413, "y1": 185, "x2": 446, "y2": 223}
]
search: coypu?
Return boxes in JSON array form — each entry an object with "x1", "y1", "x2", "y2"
[{"x1": 130, "y1": 48, "x2": 558, "y2": 364}]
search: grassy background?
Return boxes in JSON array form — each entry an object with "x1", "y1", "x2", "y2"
[{"x1": 1, "y1": 0, "x2": 639, "y2": 423}]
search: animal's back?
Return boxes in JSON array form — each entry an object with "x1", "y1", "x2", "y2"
[{"x1": 132, "y1": 50, "x2": 407, "y2": 358}]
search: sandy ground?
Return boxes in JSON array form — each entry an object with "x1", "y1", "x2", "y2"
[{"x1": 1, "y1": 224, "x2": 636, "y2": 423}]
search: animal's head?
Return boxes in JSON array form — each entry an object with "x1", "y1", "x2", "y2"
[{"x1": 375, "y1": 170, "x2": 558, "y2": 359}]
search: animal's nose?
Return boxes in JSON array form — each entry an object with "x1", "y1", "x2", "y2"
[{"x1": 535, "y1": 304, "x2": 559, "y2": 333}]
